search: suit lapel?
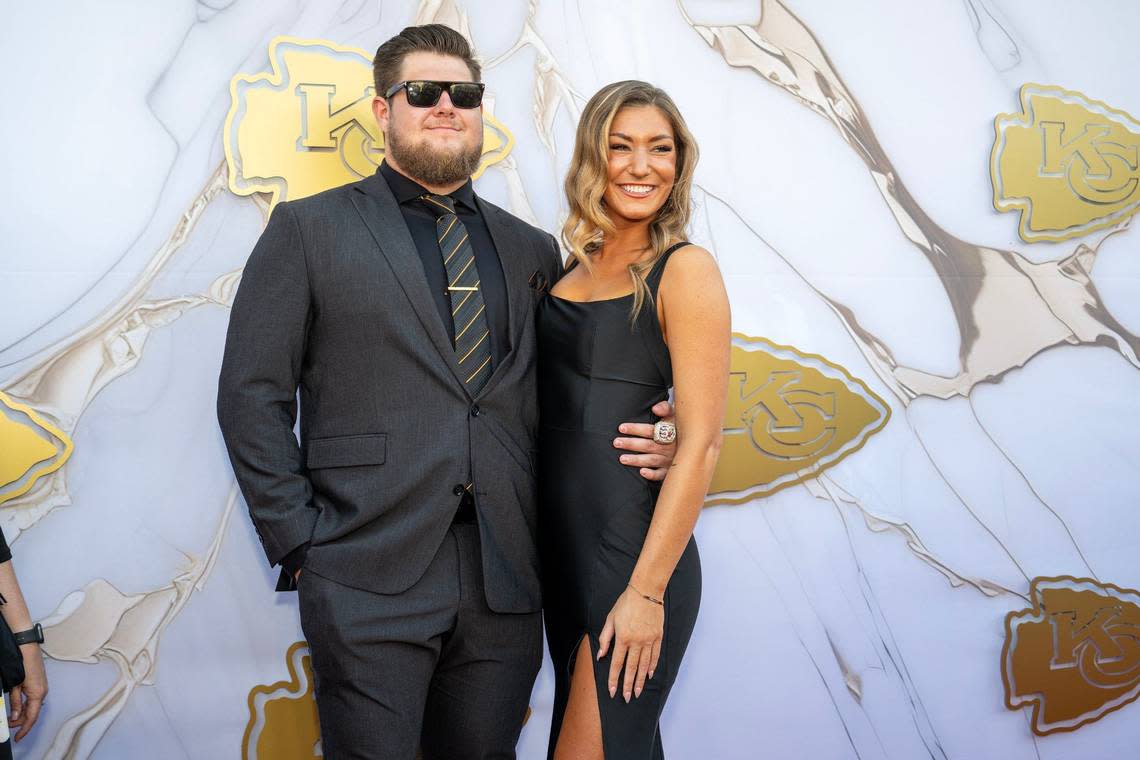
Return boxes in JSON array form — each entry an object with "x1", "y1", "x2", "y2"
[
  {"x1": 478, "y1": 198, "x2": 533, "y2": 396},
  {"x1": 351, "y1": 173, "x2": 471, "y2": 395}
]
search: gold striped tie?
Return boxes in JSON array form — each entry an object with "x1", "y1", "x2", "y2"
[{"x1": 421, "y1": 194, "x2": 493, "y2": 392}]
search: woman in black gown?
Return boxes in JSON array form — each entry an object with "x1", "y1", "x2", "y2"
[{"x1": 538, "y1": 81, "x2": 731, "y2": 759}]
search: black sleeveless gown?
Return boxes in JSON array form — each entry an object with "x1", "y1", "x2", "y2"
[{"x1": 537, "y1": 243, "x2": 702, "y2": 760}]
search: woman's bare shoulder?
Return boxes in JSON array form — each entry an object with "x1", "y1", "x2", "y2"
[{"x1": 659, "y1": 244, "x2": 722, "y2": 293}]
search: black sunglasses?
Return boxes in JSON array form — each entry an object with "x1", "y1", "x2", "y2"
[{"x1": 385, "y1": 80, "x2": 485, "y2": 109}]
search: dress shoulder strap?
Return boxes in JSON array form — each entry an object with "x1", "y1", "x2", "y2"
[
  {"x1": 634, "y1": 241, "x2": 691, "y2": 387},
  {"x1": 645, "y1": 241, "x2": 692, "y2": 296}
]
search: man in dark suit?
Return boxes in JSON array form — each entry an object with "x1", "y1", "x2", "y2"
[{"x1": 217, "y1": 25, "x2": 673, "y2": 760}]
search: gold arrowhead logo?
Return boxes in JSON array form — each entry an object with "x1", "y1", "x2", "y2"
[
  {"x1": 224, "y1": 36, "x2": 514, "y2": 210},
  {"x1": 706, "y1": 335, "x2": 890, "y2": 506},
  {"x1": 243, "y1": 641, "x2": 322, "y2": 759},
  {"x1": 992, "y1": 83, "x2": 1140, "y2": 242},
  {"x1": 1002, "y1": 577, "x2": 1140, "y2": 735},
  {"x1": 0, "y1": 391, "x2": 73, "y2": 505}
]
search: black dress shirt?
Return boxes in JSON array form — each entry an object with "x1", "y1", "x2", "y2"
[
  {"x1": 280, "y1": 163, "x2": 510, "y2": 578},
  {"x1": 379, "y1": 161, "x2": 510, "y2": 367}
]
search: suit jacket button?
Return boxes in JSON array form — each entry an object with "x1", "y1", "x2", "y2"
[
  {"x1": 453, "y1": 484, "x2": 466, "y2": 496},
  {"x1": 470, "y1": 404, "x2": 481, "y2": 417}
]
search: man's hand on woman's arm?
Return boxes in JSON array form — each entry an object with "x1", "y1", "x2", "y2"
[{"x1": 615, "y1": 399, "x2": 677, "y2": 481}]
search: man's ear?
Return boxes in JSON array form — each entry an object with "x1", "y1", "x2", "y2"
[{"x1": 372, "y1": 96, "x2": 390, "y2": 133}]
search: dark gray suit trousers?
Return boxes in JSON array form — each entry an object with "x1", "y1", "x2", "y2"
[{"x1": 298, "y1": 523, "x2": 543, "y2": 759}]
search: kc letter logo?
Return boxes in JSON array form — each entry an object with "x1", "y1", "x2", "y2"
[{"x1": 1003, "y1": 576, "x2": 1140, "y2": 735}]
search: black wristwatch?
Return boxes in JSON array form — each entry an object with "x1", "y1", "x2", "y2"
[{"x1": 13, "y1": 623, "x2": 43, "y2": 646}]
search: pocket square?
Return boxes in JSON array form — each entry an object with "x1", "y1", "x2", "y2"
[{"x1": 528, "y1": 270, "x2": 550, "y2": 294}]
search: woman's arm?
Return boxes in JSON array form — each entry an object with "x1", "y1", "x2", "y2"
[
  {"x1": 631, "y1": 245, "x2": 730, "y2": 596},
  {"x1": 0, "y1": 559, "x2": 48, "y2": 741},
  {"x1": 598, "y1": 245, "x2": 731, "y2": 701}
]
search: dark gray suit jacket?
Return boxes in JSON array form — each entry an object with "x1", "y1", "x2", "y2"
[{"x1": 217, "y1": 170, "x2": 562, "y2": 614}]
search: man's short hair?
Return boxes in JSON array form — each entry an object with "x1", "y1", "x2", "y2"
[{"x1": 372, "y1": 24, "x2": 482, "y2": 97}]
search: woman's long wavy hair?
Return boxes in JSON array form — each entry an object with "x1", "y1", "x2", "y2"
[{"x1": 561, "y1": 81, "x2": 699, "y2": 321}]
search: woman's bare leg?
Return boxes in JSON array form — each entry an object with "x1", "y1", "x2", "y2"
[{"x1": 553, "y1": 636, "x2": 604, "y2": 760}]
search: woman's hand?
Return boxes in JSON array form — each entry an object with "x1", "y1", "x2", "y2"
[
  {"x1": 597, "y1": 586, "x2": 664, "y2": 701},
  {"x1": 9, "y1": 643, "x2": 48, "y2": 741}
]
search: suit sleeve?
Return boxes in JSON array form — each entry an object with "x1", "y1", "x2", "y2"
[
  {"x1": 217, "y1": 201, "x2": 317, "y2": 568},
  {"x1": 546, "y1": 232, "x2": 565, "y2": 281}
]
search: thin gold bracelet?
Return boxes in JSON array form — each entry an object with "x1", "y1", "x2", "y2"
[{"x1": 627, "y1": 582, "x2": 664, "y2": 606}]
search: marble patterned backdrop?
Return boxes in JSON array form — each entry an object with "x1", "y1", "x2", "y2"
[{"x1": 1, "y1": 1, "x2": 1138, "y2": 758}]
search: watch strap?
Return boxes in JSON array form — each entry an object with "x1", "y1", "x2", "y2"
[{"x1": 12, "y1": 623, "x2": 43, "y2": 646}]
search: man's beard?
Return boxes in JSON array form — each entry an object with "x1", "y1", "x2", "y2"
[{"x1": 386, "y1": 127, "x2": 483, "y2": 187}]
